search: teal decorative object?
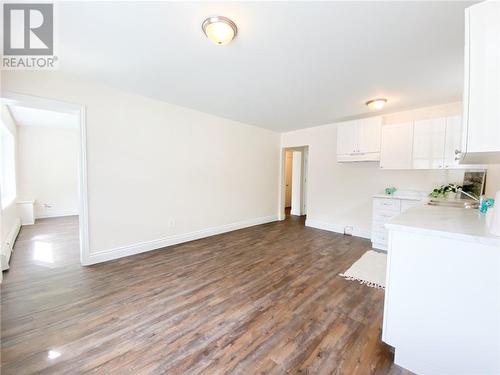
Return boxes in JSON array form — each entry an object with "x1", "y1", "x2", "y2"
[
  {"x1": 385, "y1": 187, "x2": 397, "y2": 196},
  {"x1": 480, "y1": 198, "x2": 494, "y2": 214}
]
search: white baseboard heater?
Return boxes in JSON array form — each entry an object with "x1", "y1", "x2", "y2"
[{"x1": 1, "y1": 219, "x2": 21, "y2": 271}]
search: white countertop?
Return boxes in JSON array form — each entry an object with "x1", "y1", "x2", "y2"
[
  {"x1": 386, "y1": 204, "x2": 500, "y2": 246},
  {"x1": 373, "y1": 190, "x2": 427, "y2": 201}
]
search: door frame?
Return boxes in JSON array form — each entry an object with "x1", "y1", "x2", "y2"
[
  {"x1": 279, "y1": 145, "x2": 309, "y2": 220},
  {"x1": 284, "y1": 151, "x2": 293, "y2": 208},
  {"x1": 1, "y1": 91, "x2": 90, "y2": 266}
]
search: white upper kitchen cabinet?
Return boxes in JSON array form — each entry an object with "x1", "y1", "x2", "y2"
[
  {"x1": 336, "y1": 117, "x2": 381, "y2": 162},
  {"x1": 380, "y1": 122, "x2": 414, "y2": 170},
  {"x1": 444, "y1": 115, "x2": 462, "y2": 169},
  {"x1": 336, "y1": 120, "x2": 358, "y2": 156},
  {"x1": 412, "y1": 117, "x2": 446, "y2": 169},
  {"x1": 461, "y1": 0, "x2": 500, "y2": 164},
  {"x1": 358, "y1": 117, "x2": 382, "y2": 154}
]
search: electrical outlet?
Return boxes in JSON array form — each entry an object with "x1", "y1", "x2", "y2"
[{"x1": 344, "y1": 225, "x2": 354, "y2": 236}]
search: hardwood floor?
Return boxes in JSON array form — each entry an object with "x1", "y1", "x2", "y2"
[{"x1": 1, "y1": 215, "x2": 410, "y2": 374}]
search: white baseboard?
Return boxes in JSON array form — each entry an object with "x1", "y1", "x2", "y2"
[
  {"x1": 355, "y1": 228, "x2": 372, "y2": 240},
  {"x1": 372, "y1": 242, "x2": 388, "y2": 251},
  {"x1": 305, "y1": 218, "x2": 371, "y2": 240},
  {"x1": 36, "y1": 211, "x2": 79, "y2": 219},
  {"x1": 85, "y1": 214, "x2": 279, "y2": 265},
  {"x1": 1, "y1": 218, "x2": 21, "y2": 271}
]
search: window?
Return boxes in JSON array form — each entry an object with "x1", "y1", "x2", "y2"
[{"x1": 0, "y1": 121, "x2": 16, "y2": 209}]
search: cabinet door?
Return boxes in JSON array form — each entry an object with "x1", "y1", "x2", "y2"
[
  {"x1": 412, "y1": 118, "x2": 446, "y2": 169},
  {"x1": 358, "y1": 117, "x2": 382, "y2": 154},
  {"x1": 463, "y1": 1, "x2": 500, "y2": 156},
  {"x1": 336, "y1": 120, "x2": 359, "y2": 155},
  {"x1": 444, "y1": 116, "x2": 462, "y2": 169},
  {"x1": 380, "y1": 122, "x2": 414, "y2": 169}
]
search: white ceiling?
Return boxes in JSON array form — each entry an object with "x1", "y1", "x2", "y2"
[
  {"x1": 8, "y1": 105, "x2": 78, "y2": 129},
  {"x1": 56, "y1": 1, "x2": 474, "y2": 132}
]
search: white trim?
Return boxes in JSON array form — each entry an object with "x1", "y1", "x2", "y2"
[
  {"x1": 372, "y1": 242, "x2": 388, "y2": 251},
  {"x1": 278, "y1": 148, "x2": 286, "y2": 221},
  {"x1": 305, "y1": 218, "x2": 371, "y2": 239},
  {"x1": 279, "y1": 145, "x2": 309, "y2": 220},
  {"x1": 36, "y1": 211, "x2": 79, "y2": 219},
  {"x1": 85, "y1": 215, "x2": 279, "y2": 265},
  {"x1": 78, "y1": 107, "x2": 90, "y2": 265},
  {"x1": 1, "y1": 91, "x2": 82, "y2": 114},
  {"x1": 355, "y1": 229, "x2": 372, "y2": 239},
  {"x1": 306, "y1": 219, "x2": 345, "y2": 234}
]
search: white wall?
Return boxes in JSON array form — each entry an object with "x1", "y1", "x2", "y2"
[
  {"x1": 0, "y1": 105, "x2": 21, "y2": 271},
  {"x1": 2, "y1": 71, "x2": 280, "y2": 263},
  {"x1": 281, "y1": 102, "x2": 500, "y2": 238},
  {"x1": 17, "y1": 125, "x2": 79, "y2": 218}
]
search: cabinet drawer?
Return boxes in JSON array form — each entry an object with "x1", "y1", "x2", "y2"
[
  {"x1": 372, "y1": 221, "x2": 388, "y2": 233},
  {"x1": 374, "y1": 198, "x2": 401, "y2": 212},
  {"x1": 401, "y1": 200, "x2": 421, "y2": 212},
  {"x1": 373, "y1": 210, "x2": 400, "y2": 222}
]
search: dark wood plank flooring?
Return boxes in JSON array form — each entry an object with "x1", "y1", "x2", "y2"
[{"x1": 1, "y1": 215, "x2": 410, "y2": 374}]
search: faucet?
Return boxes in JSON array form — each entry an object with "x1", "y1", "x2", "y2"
[{"x1": 457, "y1": 188, "x2": 480, "y2": 202}]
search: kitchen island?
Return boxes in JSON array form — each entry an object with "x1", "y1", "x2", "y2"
[{"x1": 383, "y1": 204, "x2": 500, "y2": 375}]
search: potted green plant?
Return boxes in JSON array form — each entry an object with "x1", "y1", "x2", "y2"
[{"x1": 429, "y1": 183, "x2": 463, "y2": 199}]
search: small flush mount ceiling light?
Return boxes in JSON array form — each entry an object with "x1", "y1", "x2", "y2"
[
  {"x1": 366, "y1": 98, "x2": 388, "y2": 111},
  {"x1": 202, "y1": 16, "x2": 237, "y2": 45}
]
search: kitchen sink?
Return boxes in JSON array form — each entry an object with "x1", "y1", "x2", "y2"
[{"x1": 427, "y1": 199, "x2": 479, "y2": 209}]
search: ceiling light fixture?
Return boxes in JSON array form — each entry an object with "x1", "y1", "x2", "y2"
[
  {"x1": 366, "y1": 98, "x2": 388, "y2": 111},
  {"x1": 202, "y1": 16, "x2": 237, "y2": 45}
]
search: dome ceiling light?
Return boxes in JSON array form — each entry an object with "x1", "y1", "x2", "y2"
[
  {"x1": 366, "y1": 98, "x2": 388, "y2": 110},
  {"x1": 202, "y1": 16, "x2": 238, "y2": 45}
]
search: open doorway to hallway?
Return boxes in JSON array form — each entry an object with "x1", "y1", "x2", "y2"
[
  {"x1": 282, "y1": 146, "x2": 308, "y2": 220},
  {"x1": 13, "y1": 105, "x2": 79, "y2": 268},
  {"x1": 0, "y1": 93, "x2": 88, "y2": 275}
]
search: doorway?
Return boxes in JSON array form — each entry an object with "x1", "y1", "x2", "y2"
[
  {"x1": 281, "y1": 146, "x2": 308, "y2": 220},
  {"x1": 1, "y1": 92, "x2": 89, "y2": 267}
]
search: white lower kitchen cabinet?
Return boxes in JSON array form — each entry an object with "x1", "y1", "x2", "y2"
[
  {"x1": 371, "y1": 193, "x2": 425, "y2": 250},
  {"x1": 383, "y1": 205, "x2": 500, "y2": 375}
]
